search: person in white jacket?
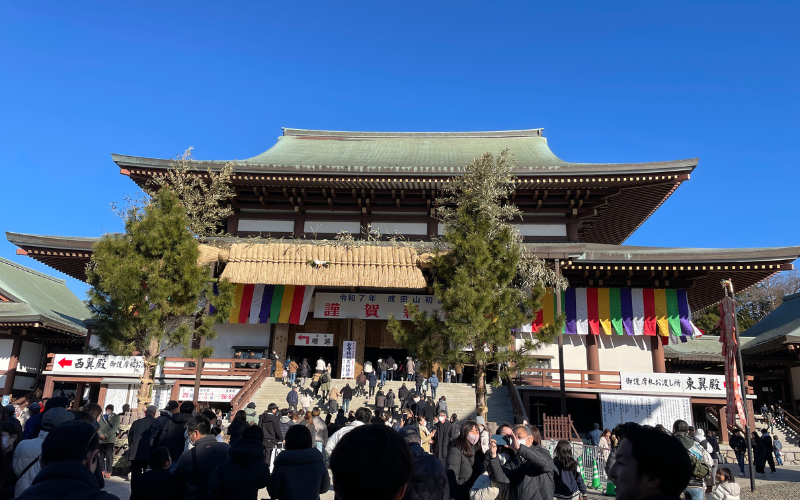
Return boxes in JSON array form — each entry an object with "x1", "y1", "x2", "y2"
[
  {"x1": 324, "y1": 407, "x2": 371, "y2": 457},
  {"x1": 707, "y1": 468, "x2": 740, "y2": 500},
  {"x1": 12, "y1": 408, "x2": 75, "y2": 497},
  {"x1": 299, "y1": 390, "x2": 313, "y2": 413}
]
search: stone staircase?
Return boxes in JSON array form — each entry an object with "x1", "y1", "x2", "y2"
[{"x1": 249, "y1": 378, "x2": 516, "y2": 424}]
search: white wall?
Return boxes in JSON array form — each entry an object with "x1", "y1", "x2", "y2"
[
  {"x1": 304, "y1": 221, "x2": 361, "y2": 234},
  {"x1": 516, "y1": 334, "x2": 588, "y2": 370},
  {"x1": 159, "y1": 322, "x2": 272, "y2": 359},
  {"x1": 0, "y1": 339, "x2": 14, "y2": 370},
  {"x1": 17, "y1": 341, "x2": 43, "y2": 374},
  {"x1": 598, "y1": 335, "x2": 653, "y2": 373},
  {"x1": 238, "y1": 220, "x2": 294, "y2": 233}
]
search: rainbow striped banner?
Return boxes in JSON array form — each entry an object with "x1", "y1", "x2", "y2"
[
  {"x1": 528, "y1": 288, "x2": 696, "y2": 337},
  {"x1": 227, "y1": 284, "x2": 315, "y2": 325}
]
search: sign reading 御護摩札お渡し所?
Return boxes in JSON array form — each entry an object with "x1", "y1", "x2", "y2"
[
  {"x1": 620, "y1": 372, "x2": 726, "y2": 396},
  {"x1": 601, "y1": 394, "x2": 693, "y2": 429},
  {"x1": 313, "y1": 293, "x2": 441, "y2": 320},
  {"x1": 51, "y1": 354, "x2": 145, "y2": 377}
]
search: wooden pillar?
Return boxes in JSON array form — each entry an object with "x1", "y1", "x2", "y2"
[
  {"x1": 651, "y1": 336, "x2": 666, "y2": 373},
  {"x1": 353, "y1": 319, "x2": 366, "y2": 375},
  {"x1": 2, "y1": 332, "x2": 24, "y2": 395},
  {"x1": 272, "y1": 324, "x2": 290, "y2": 374},
  {"x1": 43, "y1": 375, "x2": 55, "y2": 399},
  {"x1": 227, "y1": 210, "x2": 240, "y2": 235},
  {"x1": 73, "y1": 382, "x2": 87, "y2": 409},
  {"x1": 745, "y1": 399, "x2": 756, "y2": 431},
  {"x1": 719, "y1": 405, "x2": 728, "y2": 444},
  {"x1": 171, "y1": 382, "x2": 182, "y2": 402},
  {"x1": 786, "y1": 366, "x2": 798, "y2": 416},
  {"x1": 585, "y1": 335, "x2": 600, "y2": 381},
  {"x1": 84, "y1": 325, "x2": 93, "y2": 352},
  {"x1": 98, "y1": 385, "x2": 108, "y2": 407},
  {"x1": 337, "y1": 320, "x2": 350, "y2": 379}
]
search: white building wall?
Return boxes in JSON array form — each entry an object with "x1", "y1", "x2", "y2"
[
  {"x1": 598, "y1": 335, "x2": 653, "y2": 373},
  {"x1": 158, "y1": 322, "x2": 272, "y2": 359},
  {"x1": 516, "y1": 335, "x2": 587, "y2": 370},
  {"x1": 0, "y1": 339, "x2": 14, "y2": 370}
]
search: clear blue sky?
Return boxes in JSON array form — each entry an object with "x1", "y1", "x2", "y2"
[{"x1": 1, "y1": 1, "x2": 798, "y2": 298}]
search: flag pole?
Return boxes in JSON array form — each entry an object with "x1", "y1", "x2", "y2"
[{"x1": 722, "y1": 279, "x2": 756, "y2": 493}]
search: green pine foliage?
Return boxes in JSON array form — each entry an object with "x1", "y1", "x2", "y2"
[
  {"x1": 388, "y1": 150, "x2": 566, "y2": 416},
  {"x1": 87, "y1": 189, "x2": 234, "y2": 407}
]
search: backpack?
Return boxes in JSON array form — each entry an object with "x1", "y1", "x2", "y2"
[
  {"x1": 321, "y1": 372, "x2": 329, "y2": 384},
  {"x1": 688, "y1": 442, "x2": 712, "y2": 479}
]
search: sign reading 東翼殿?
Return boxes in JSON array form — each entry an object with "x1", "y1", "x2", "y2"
[
  {"x1": 620, "y1": 372, "x2": 726, "y2": 396},
  {"x1": 51, "y1": 354, "x2": 146, "y2": 377},
  {"x1": 294, "y1": 333, "x2": 334, "y2": 347},
  {"x1": 314, "y1": 293, "x2": 441, "y2": 320}
]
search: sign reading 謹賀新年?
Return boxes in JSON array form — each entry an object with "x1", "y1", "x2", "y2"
[
  {"x1": 341, "y1": 341, "x2": 356, "y2": 379},
  {"x1": 620, "y1": 372, "x2": 726, "y2": 396},
  {"x1": 314, "y1": 293, "x2": 441, "y2": 320},
  {"x1": 601, "y1": 394, "x2": 693, "y2": 429},
  {"x1": 294, "y1": 333, "x2": 334, "y2": 346},
  {"x1": 178, "y1": 387, "x2": 239, "y2": 402},
  {"x1": 51, "y1": 354, "x2": 145, "y2": 377}
]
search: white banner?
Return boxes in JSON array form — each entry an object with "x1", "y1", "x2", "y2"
[
  {"x1": 342, "y1": 341, "x2": 357, "y2": 379},
  {"x1": 51, "y1": 354, "x2": 145, "y2": 377},
  {"x1": 295, "y1": 333, "x2": 335, "y2": 347},
  {"x1": 620, "y1": 372, "x2": 726, "y2": 396},
  {"x1": 601, "y1": 394, "x2": 693, "y2": 429},
  {"x1": 178, "y1": 386, "x2": 240, "y2": 402},
  {"x1": 314, "y1": 293, "x2": 441, "y2": 320}
]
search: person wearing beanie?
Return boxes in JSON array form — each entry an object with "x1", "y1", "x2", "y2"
[
  {"x1": 16, "y1": 420, "x2": 119, "y2": 500},
  {"x1": 13, "y1": 408, "x2": 75, "y2": 497},
  {"x1": 245, "y1": 402, "x2": 258, "y2": 425}
]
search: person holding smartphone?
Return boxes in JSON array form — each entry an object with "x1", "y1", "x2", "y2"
[{"x1": 486, "y1": 425, "x2": 555, "y2": 500}]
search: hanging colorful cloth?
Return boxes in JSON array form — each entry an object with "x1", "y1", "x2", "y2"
[{"x1": 227, "y1": 284, "x2": 315, "y2": 325}]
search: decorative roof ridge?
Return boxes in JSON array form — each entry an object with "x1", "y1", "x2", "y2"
[
  {"x1": 783, "y1": 291, "x2": 800, "y2": 302},
  {"x1": 0, "y1": 257, "x2": 67, "y2": 286},
  {"x1": 282, "y1": 128, "x2": 545, "y2": 138}
]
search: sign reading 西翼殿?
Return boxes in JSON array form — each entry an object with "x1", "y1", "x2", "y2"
[
  {"x1": 620, "y1": 372, "x2": 726, "y2": 396},
  {"x1": 294, "y1": 333, "x2": 334, "y2": 347},
  {"x1": 51, "y1": 354, "x2": 145, "y2": 377},
  {"x1": 314, "y1": 293, "x2": 441, "y2": 320},
  {"x1": 341, "y1": 341, "x2": 356, "y2": 379}
]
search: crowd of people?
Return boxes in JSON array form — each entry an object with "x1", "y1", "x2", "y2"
[{"x1": 0, "y1": 368, "x2": 786, "y2": 500}]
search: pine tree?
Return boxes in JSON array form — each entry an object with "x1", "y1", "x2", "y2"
[
  {"x1": 388, "y1": 150, "x2": 566, "y2": 418},
  {"x1": 87, "y1": 189, "x2": 234, "y2": 410}
]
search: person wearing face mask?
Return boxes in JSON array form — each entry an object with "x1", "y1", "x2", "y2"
[
  {"x1": 486, "y1": 425, "x2": 555, "y2": 500},
  {"x1": 97, "y1": 404, "x2": 120, "y2": 479},
  {"x1": 418, "y1": 416, "x2": 432, "y2": 453},
  {"x1": 16, "y1": 420, "x2": 120, "y2": 500},
  {"x1": 173, "y1": 415, "x2": 230, "y2": 500},
  {"x1": 432, "y1": 411, "x2": 452, "y2": 465},
  {"x1": 399, "y1": 426, "x2": 449, "y2": 500},
  {"x1": 446, "y1": 421, "x2": 486, "y2": 500},
  {"x1": 13, "y1": 407, "x2": 76, "y2": 497}
]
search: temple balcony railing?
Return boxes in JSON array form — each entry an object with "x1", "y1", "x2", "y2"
[
  {"x1": 514, "y1": 368, "x2": 622, "y2": 391},
  {"x1": 160, "y1": 358, "x2": 267, "y2": 378}
]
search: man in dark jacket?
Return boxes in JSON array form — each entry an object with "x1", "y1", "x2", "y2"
[
  {"x1": 431, "y1": 411, "x2": 452, "y2": 465},
  {"x1": 286, "y1": 387, "x2": 298, "y2": 412},
  {"x1": 487, "y1": 425, "x2": 555, "y2": 500},
  {"x1": 341, "y1": 384, "x2": 353, "y2": 413},
  {"x1": 386, "y1": 355, "x2": 396, "y2": 381},
  {"x1": 415, "y1": 371, "x2": 425, "y2": 395},
  {"x1": 729, "y1": 428, "x2": 746, "y2": 477},
  {"x1": 208, "y1": 425, "x2": 269, "y2": 499},
  {"x1": 299, "y1": 358, "x2": 311, "y2": 386},
  {"x1": 761, "y1": 429, "x2": 776, "y2": 473},
  {"x1": 174, "y1": 415, "x2": 230, "y2": 500},
  {"x1": 588, "y1": 423, "x2": 602, "y2": 446},
  {"x1": 155, "y1": 401, "x2": 194, "y2": 470},
  {"x1": 399, "y1": 426, "x2": 449, "y2": 500},
  {"x1": 398, "y1": 383, "x2": 409, "y2": 409},
  {"x1": 150, "y1": 400, "x2": 179, "y2": 446},
  {"x1": 17, "y1": 420, "x2": 120, "y2": 500},
  {"x1": 269, "y1": 350, "x2": 280, "y2": 377},
  {"x1": 258, "y1": 403, "x2": 283, "y2": 463},
  {"x1": 127, "y1": 405, "x2": 157, "y2": 482}
]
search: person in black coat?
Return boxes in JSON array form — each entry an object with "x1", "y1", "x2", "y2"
[
  {"x1": 423, "y1": 399, "x2": 435, "y2": 431},
  {"x1": 17, "y1": 420, "x2": 120, "y2": 500},
  {"x1": 415, "y1": 372, "x2": 425, "y2": 394},
  {"x1": 208, "y1": 426, "x2": 270, "y2": 500},
  {"x1": 398, "y1": 384, "x2": 410, "y2": 409},
  {"x1": 173, "y1": 415, "x2": 230, "y2": 500},
  {"x1": 368, "y1": 372, "x2": 378, "y2": 397},
  {"x1": 258, "y1": 403, "x2": 283, "y2": 462},
  {"x1": 399, "y1": 426, "x2": 449, "y2": 500},
  {"x1": 267, "y1": 425, "x2": 329, "y2": 500},
  {"x1": 127, "y1": 406, "x2": 157, "y2": 483},
  {"x1": 486, "y1": 426, "x2": 555, "y2": 500},
  {"x1": 446, "y1": 421, "x2": 485, "y2": 500},
  {"x1": 299, "y1": 359, "x2": 311, "y2": 386},
  {"x1": 130, "y1": 446, "x2": 182, "y2": 500},
  {"x1": 153, "y1": 401, "x2": 193, "y2": 469},
  {"x1": 226, "y1": 410, "x2": 248, "y2": 447},
  {"x1": 432, "y1": 412, "x2": 453, "y2": 465},
  {"x1": 150, "y1": 401, "x2": 178, "y2": 446}
]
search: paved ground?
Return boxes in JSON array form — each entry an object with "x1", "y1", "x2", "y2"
[{"x1": 104, "y1": 465, "x2": 800, "y2": 500}]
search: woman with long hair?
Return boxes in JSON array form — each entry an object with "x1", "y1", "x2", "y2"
[
  {"x1": 267, "y1": 425, "x2": 330, "y2": 500},
  {"x1": 447, "y1": 420, "x2": 485, "y2": 500},
  {"x1": 552, "y1": 440, "x2": 587, "y2": 500},
  {"x1": 227, "y1": 410, "x2": 248, "y2": 446}
]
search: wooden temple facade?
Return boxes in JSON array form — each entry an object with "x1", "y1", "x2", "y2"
[{"x1": 6, "y1": 127, "x2": 800, "y2": 420}]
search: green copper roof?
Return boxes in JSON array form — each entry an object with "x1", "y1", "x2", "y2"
[
  {"x1": 0, "y1": 257, "x2": 89, "y2": 335},
  {"x1": 112, "y1": 128, "x2": 698, "y2": 176},
  {"x1": 741, "y1": 292, "x2": 800, "y2": 354}
]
